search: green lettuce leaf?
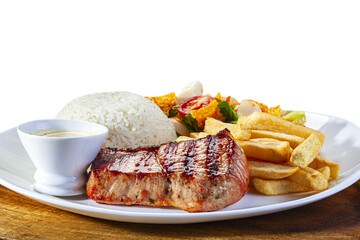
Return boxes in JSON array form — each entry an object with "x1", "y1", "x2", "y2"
[
  {"x1": 217, "y1": 101, "x2": 239, "y2": 123},
  {"x1": 179, "y1": 114, "x2": 203, "y2": 132},
  {"x1": 168, "y1": 105, "x2": 178, "y2": 118}
]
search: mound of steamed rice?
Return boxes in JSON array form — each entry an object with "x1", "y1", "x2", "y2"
[{"x1": 56, "y1": 91, "x2": 177, "y2": 149}]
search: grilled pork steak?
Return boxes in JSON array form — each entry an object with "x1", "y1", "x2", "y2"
[{"x1": 86, "y1": 129, "x2": 249, "y2": 212}]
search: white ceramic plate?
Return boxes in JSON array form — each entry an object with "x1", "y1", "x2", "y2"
[{"x1": 0, "y1": 112, "x2": 360, "y2": 224}]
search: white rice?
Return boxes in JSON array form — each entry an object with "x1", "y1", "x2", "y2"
[{"x1": 56, "y1": 91, "x2": 177, "y2": 149}]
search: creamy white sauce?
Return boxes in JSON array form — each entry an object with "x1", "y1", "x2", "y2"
[{"x1": 33, "y1": 130, "x2": 94, "y2": 138}]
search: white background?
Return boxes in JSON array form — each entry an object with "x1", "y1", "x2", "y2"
[{"x1": 0, "y1": 1, "x2": 359, "y2": 132}]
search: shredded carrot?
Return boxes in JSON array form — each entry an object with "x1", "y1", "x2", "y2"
[
  {"x1": 171, "y1": 116, "x2": 183, "y2": 123},
  {"x1": 213, "y1": 107, "x2": 220, "y2": 118},
  {"x1": 226, "y1": 96, "x2": 231, "y2": 103},
  {"x1": 214, "y1": 108, "x2": 225, "y2": 121},
  {"x1": 229, "y1": 103, "x2": 240, "y2": 106}
]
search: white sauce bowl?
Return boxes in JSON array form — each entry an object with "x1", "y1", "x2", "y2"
[{"x1": 17, "y1": 119, "x2": 108, "y2": 196}]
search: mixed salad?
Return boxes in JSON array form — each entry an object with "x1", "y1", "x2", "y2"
[{"x1": 146, "y1": 81, "x2": 306, "y2": 136}]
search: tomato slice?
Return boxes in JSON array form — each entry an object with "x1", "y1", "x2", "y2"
[{"x1": 177, "y1": 96, "x2": 214, "y2": 118}]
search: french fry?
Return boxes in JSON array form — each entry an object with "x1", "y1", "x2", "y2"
[
  {"x1": 239, "y1": 112, "x2": 325, "y2": 145},
  {"x1": 175, "y1": 136, "x2": 193, "y2": 142},
  {"x1": 248, "y1": 160, "x2": 299, "y2": 179},
  {"x1": 237, "y1": 115, "x2": 247, "y2": 124},
  {"x1": 251, "y1": 130, "x2": 305, "y2": 148},
  {"x1": 288, "y1": 167, "x2": 328, "y2": 191},
  {"x1": 237, "y1": 138, "x2": 291, "y2": 163},
  {"x1": 190, "y1": 132, "x2": 209, "y2": 139},
  {"x1": 204, "y1": 117, "x2": 251, "y2": 140},
  {"x1": 290, "y1": 133, "x2": 322, "y2": 168},
  {"x1": 308, "y1": 155, "x2": 340, "y2": 180},
  {"x1": 317, "y1": 166, "x2": 331, "y2": 181},
  {"x1": 252, "y1": 178, "x2": 309, "y2": 196},
  {"x1": 176, "y1": 103, "x2": 336, "y2": 196}
]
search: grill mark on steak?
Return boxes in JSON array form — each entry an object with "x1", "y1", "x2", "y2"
[
  {"x1": 161, "y1": 141, "x2": 177, "y2": 175},
  {"x1": 135, "y1": 150, "x2": 157, "y2": 179},
  {"x1": 227, "y1": 136, "x2": 235, "y2": 158},
  {"x1": 183, "y1": 140, "x2": 197, "y2": 179},
  {"x1": 205, "y1": 135, "x2": 220, "y2": 179}
]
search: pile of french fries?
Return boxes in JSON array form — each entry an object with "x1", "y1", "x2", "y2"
[{"x1": 176, "y1": 111, "x2": 340, "y2": 196}]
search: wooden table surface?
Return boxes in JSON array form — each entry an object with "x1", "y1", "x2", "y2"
[{"x1": 1, "y1": 181, "x2": 359, "y2": 240}]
